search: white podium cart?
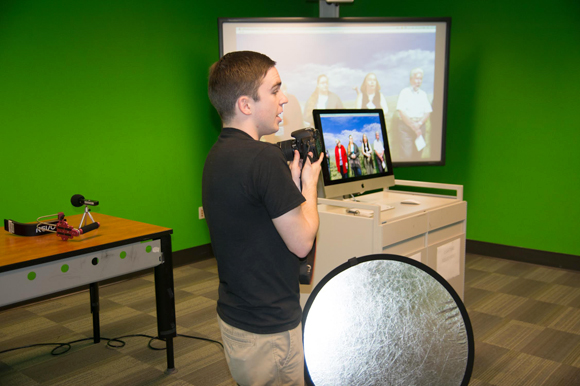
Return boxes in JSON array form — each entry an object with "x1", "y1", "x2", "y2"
[{"x1": 301, "y1": 180, "x2": 467, "y2": 307}]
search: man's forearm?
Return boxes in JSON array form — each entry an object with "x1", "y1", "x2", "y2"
[
  {"x1": 273, "y1": 155, "x2": 323, "y2": 258},
  {"x1": 300, "y1": 177, "x2": 320, "y2": 242}
]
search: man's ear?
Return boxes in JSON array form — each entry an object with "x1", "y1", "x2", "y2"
[{"x1": 237, "y1": 95, "x2": 252, "y2": 116}]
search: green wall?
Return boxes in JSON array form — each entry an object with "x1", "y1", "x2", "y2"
[
  {"x1": 349, "y1": 0, "x2": 580, "y2": 256},
  {"x1": 1, "y1": 1, "x2": 578, "y2": 256}
]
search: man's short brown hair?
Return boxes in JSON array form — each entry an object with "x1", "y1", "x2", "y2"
[{"x1": 208, "y1": 51, "x2": 276, "y2": 123}]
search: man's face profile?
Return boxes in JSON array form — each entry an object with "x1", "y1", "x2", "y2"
[{"x1": 252, "y1": 67, "x2": 288, "y2": 137}]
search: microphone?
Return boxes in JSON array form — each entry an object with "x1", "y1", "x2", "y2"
[{"x1": 71, "y1": 194, "x2": 99, "y2": 207}]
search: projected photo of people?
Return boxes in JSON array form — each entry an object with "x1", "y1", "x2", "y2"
[
  {"x1": 229, "y1": 21, "x2": 445, "y2": 164},
  {"x1": 319, "y1": 113, "x2": 386, "y2": 181},
  {"x1": 303, "y1": 74, "x2": 344, "y2": 127},
  {"x1": 355, "y1": 73, "x2": 388, "y2": 112},
  {"x1": 396, "y1": 68, "x2": 433, "y2": 160}
]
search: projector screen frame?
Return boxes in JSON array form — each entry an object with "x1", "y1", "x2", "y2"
[{"x1": 218, "y1": 16, "x2": 451, "y2": 167}]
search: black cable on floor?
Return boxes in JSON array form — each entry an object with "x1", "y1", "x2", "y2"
[
  {"x1": 0, "y1": 334, "x2": 223, "y2": 356},
  {"x1": 0, "y1": 337, "x2": 118, "y2": 356},
  {"x1": 105, "y1": 334, "x2": 223, "y2": 350}
]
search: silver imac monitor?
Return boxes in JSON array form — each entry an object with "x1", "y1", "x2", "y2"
[{"x1": 314, "y1": 109, "x2": 395, "y2": 199}]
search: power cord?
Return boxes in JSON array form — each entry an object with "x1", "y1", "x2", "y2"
[{"x1": 0, "y1": 334, "x2": 223, "y2": 356}]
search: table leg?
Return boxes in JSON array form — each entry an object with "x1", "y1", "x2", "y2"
[
  {"x1": 165, "y1": 336, "x2": 176, "y2": 374},
  {"x1": 90, "y1": 282, "x2": 100, "y2": 343},
  {"x1": 155, "y1": 235, "x2": 177, "y2": 373}
]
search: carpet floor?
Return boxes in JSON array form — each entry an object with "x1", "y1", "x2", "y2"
[{"x1": 1, "y1": 253, "x2": 580, "y2": 385}]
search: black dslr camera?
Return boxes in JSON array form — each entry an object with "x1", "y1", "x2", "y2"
[{"x1": 277, "y1": 128, "x2": 322, "y2": 164}]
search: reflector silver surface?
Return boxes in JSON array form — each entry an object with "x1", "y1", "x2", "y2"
[{"x1": 303, "y1": 259, "x2": 469, "y2": 385}]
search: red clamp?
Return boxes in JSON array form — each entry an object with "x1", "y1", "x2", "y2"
[{"x1": 56, "y1": 212, "x2": 100, "y2": 241}]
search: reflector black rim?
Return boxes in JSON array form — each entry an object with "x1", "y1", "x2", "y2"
[{"x1": 302, "y1": 254, "x2": 474, "y2": 386}]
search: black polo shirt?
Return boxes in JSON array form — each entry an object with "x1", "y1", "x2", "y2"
[{"x1": 202, "y1": 127, "x2": 305, "y2": 334}]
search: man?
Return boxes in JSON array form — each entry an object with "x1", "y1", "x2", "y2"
[
  {"x1": 373, "y1": 131, "x2": 385, "y2": 173},
  {"x1": 396, "y1": 68, "x2": 433, "y2": 160},
  {"x1": 202, "y1": 51, "x2": 323, "y2": 386}
]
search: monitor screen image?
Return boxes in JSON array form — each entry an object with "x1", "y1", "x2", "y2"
[
  {"x1": 314, "y1": 109, "x2": 394, "y2": 199},
  {"x1": 219, "y1": 17, "x2": 451, "y2": 167}
]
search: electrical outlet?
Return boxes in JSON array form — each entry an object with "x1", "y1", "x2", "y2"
[{"x1": 198, "y1": 206, "x2": 205, "y2": 220}]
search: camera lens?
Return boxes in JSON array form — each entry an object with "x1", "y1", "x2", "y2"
[{"x1": 277, "y1": 139, "x2": 296, "y2": 162}]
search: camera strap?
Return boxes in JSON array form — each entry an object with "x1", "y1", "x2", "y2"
[
  {"x1": 299, "y1": 239, "x2": 317, "y2": 285},
  {"x1": 4, "y1": 219, "x2": 57, "y2": 236}
]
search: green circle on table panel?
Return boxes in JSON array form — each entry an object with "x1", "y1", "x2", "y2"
[
  {"x1": 61, "y1": 264, "x2": 69, "y2": 273},
  {"x1": 120, "y1": 251, "x2": 127, "y2": 259},
  {"x1": 28, "y1": 272, "x2": 36, "y2": 280},
  {"x1": 146, "y1": 246, "x2": 152, "y2": 253}
]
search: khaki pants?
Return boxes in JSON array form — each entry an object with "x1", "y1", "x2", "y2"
[{"x1": 218, "y1": 315, "x2": 305, "y2": 386}]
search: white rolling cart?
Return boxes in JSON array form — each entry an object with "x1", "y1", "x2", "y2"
[{"x1": 300, "y1": 180, "x2": 467, "y2": 307}]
